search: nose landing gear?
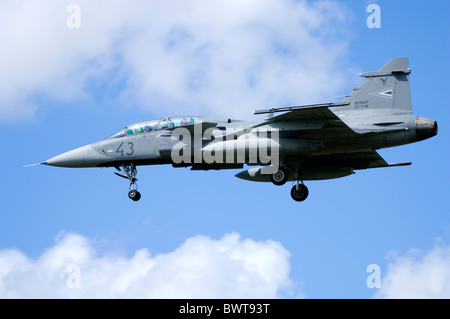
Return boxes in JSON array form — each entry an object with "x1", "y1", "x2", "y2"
[
  {"x1": 128, "y1": 189, "x2": 141, "y2": 201},
  {"x1": 115, "y1": 164, "x2": 141, "y2": 201}
]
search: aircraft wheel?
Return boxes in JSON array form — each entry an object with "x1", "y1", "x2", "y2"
[
  {"x1": 128, "y1": 189, "x2": 141, "y2": 201},
  {"x1": 271, "y1": 168, "x2": 289, "y2": 186},
  {"x1": 291, "y1": 184, "x2": 309, "y2": 202}
]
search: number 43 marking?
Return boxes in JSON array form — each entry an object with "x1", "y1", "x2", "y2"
[{"x1": 116, "y1": 142, "x2": 134, "y2": 156}]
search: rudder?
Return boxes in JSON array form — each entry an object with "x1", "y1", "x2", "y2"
[{"x1": 338, "y1": 58, "x2": 412, "y2": 116}]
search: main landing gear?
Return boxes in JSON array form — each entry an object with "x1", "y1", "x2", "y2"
[
  {"x1": 115, "y1": 164, "x2": 141, "y2": 201},
  {"x1": 270, "y1": 168, "x2": 289, "y2": 186},
  {"x1": 290, "y1": 181, "x2": 309, "y2": 202},
  {"x1": 270, "y1": 167, "x2": 309, "y2": 202}
]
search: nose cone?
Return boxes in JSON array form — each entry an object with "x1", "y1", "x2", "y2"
[
  {"x1": 44, "y1": 145, "x2": 107, "y2": 168},
  {"x1": 416, "y1": 117, "x2": 438, "y2": 141}
]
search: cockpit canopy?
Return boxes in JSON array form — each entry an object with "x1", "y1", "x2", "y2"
[{"x1": 107, "y1": 117, "x2": 199, "y2": 139}]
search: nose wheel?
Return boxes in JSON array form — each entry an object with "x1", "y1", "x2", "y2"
[
  {"x1": 115, "y1": 164, "x2": 142, "y2": 201},
  {"x1": 128, "y1": 189, "x2": 141, "y2": 201}
]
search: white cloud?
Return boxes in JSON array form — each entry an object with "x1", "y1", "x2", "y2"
[
  {"x1": 0, "y1": 232, "x2": 297, "y2": 298},
  {"x1": 0, "y1": 0, "x2": 352, "y2": 122},
  {"x1": 374, "y1": 244, "x2": 450, "y2": 299}
]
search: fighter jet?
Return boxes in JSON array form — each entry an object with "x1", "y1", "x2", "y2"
[{"x1": 41, "y1": 58, "x2": 437, "y2": 202}]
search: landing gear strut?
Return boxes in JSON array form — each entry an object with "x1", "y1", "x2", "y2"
[{"x1": 115, "y1": 164, "x2": 141, "y2": 201}]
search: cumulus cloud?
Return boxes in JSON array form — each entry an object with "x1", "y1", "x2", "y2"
[
  {"x1": 374, "y1": 244, "x2": 450, "y2": 299},
  {"x1": 0, "y1": 0, "x2": 352, "y2": 122},
  {"x1": 0, "y1": 232, "x2": 296, "y2": 298}
]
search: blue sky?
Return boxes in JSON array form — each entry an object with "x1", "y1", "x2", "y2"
[{"x1": 0, "y1": 0, "x2": 449, "y2": 298}]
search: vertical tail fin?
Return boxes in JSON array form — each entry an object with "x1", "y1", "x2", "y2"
[{"x1": 339, "y1": 58, "x2": 412, "y2": 116}]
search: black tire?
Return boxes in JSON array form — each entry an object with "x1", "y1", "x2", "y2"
[
  {"x1": 271, "y1": 168, "x2": 289, "y2": 186},
  {"x1": 135, "y1": 191, "x2": 141, "y2": 201},
  {"x1": 128, "y1": 190, "x2": 141, "y2": 201},
  {"x1": 291, "y1": 184, "x2": 309, "y2": 202}
]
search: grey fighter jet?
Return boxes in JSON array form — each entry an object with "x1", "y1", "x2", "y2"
[{"x1": 41, "y1": 58, "x2": 437, "y2": 202}]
